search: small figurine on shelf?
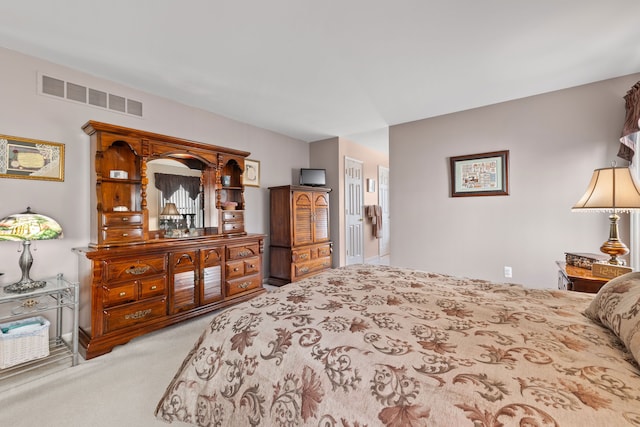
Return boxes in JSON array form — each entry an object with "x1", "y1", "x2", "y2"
[
  {"x1": 222, "y1": 201, "x2": 238, "y2": 210},
  {"x1": 187, "y1": 214, "x2": 196, "y2": 232},
  {"x1": 179, "y1": 214, "x2": 189, "y2": 231}
]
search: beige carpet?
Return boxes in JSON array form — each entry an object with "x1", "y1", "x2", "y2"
[{"x1": 0, "y1": 314, "x2": 213, "y2": 427}]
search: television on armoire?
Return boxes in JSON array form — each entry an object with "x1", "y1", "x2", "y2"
[{"x1": 299, "y1": 168, "x2": 326, "y2": 187}]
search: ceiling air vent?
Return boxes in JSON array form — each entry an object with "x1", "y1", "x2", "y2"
[{"x1": 38, "y1": 73, "x2": 143, "y2": 117}]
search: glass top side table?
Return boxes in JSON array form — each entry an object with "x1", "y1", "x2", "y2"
[{"x1": 0, "y1": 273, "x2": 79, "y2": 388}]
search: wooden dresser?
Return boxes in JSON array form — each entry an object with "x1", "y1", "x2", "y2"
[
  {"x1": 74, "y1": 121, "x2": 265, "y2": 359},
  {"x1": 268, "y1": 185, "x2": 332, "y2": 286}
]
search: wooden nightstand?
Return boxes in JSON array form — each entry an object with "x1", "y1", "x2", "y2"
[{"x1": 556, "y1": 261, "x2": 609, "y2": 293}]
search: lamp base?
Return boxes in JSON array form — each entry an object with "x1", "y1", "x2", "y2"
[
  {"x1": 3, "y1": 279, "x2": 47, "y2": 294},
  {"x1": 600, "y1": 212, "x2": 629, "y2": 265},
  {"x1": 600, "y1": 239, "x2": 629, "y2": 266}
]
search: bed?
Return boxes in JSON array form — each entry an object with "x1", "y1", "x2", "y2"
[{"x1": 155, "y1": 264, "x2": 640, "y2": 426}]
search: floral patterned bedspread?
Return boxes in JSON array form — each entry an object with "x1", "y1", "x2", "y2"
[{"x1": 155, "y1": 264, "x2": 640, "y2": 426}]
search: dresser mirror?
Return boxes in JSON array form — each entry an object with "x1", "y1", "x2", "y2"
[{"x1": 146, "y1": 157, "x2": 217, "y2": 234}]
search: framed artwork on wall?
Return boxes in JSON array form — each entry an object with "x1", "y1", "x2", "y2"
[
  {"x1": 367, "y1": 178, "x2": 376, "y2": 192},
  {"x1": 449, "y1": 150, "x2": 509, "y2": 197},
  {"x1": 243, "y1": 159, "x2": 260, "y2": 187},
  {"x1": 0, "y1": 134, "x2": 65, "y2": 181}
]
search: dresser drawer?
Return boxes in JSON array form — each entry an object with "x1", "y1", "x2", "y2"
[
  {"x1": 101, "y1": 227, "x2": 144, "y2": 244},
  {"x1": 226, "y1": 259, "x2": 245, "y2": 279},
  {"x1": 221, "y1": 222, "x2": 245, "y2": 234},
  {"x1": 139, "y1": 276, "x2": 166, "y2": 299},
  {"x1": 314, "y1": 244, "x2": 332, "y2": 259},
  {"x1": 225, "y1": 274, "x2": 261, "y2": 296},
  {"x1": 243, "y1": 257, "x2": 260, "y2": 275},
  {"x1": 293, "y1": 257, "x2": 332, "y2": 280},
  {"x1": 103, "y1": 297, "x2": 166, "y2": 333},
  {"x1": 102, "y1": 275, "x2": 166, "y2": 307},
  {"x1": 292, "y1": 248, "x2": 311, "y2": 262},
  {"x1": 104, "y1": 256, "x2": 166, "y2": 281},
  {"x1": 102, "y1": 282, "x2": 138, "y2": 308},
  {"x1": 227, "y1": 243, "x2": 260, "y2": 260},
  {"x1": 225, "y1": 256, "x2": 260, "y2": 279},
  {"x1": 102, "y1": 212, "x2": 143, "y2": 226},
  {"x1": 221, "y1": 210, "x2": 244, "y2": 222}
]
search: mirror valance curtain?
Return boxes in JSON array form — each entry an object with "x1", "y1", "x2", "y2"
[
  {"x1": 618, "y1": 81, "x2": 640, "y2": 161},
  {"x1": 623, "y1": 81, "x2": 640, "y2": 271},
  {"x1": 154, "y1": 173, "x2": 201, "y2": 200}
]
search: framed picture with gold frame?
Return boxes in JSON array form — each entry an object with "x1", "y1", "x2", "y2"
[
  {"x1": 243, "y1": 159, "x2": 260, "y2": 187},
  {"x1": 0, "y1": 134, "x2": 65, "y2": 181}
]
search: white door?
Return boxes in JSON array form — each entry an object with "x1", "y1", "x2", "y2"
[
  {"x1": 378, "y1": 166, "x2": 390, "y2": 257},
  {"x1": 345, "y1": 157, "x2": 364, "y2": 265}
]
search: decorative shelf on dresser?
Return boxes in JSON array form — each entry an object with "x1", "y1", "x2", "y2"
[
  {"x1": 74, "y1": 121, "x2": 265, "y2": 359},
  {"x1": 268, "y1": 185, "x2": 333, "y2": 286}
]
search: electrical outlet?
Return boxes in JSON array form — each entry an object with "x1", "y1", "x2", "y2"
[{"x1": 504, "y1": 266, "x2": 512, "y2": 278}]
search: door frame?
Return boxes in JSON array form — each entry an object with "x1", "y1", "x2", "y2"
[
  {"x1": 378, "y1": 165, "x2": 390, "y2": 257},
  {"x1": 344, "y1": 156, "x2": 364, "y2": 265}
]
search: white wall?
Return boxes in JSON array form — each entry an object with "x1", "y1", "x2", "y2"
[
  {"x1": 0, "y1": 47, "x2": 309, "y2": 285},
  {"x1": 390, "y1": 73, "x2": 640, "y2": 288}
]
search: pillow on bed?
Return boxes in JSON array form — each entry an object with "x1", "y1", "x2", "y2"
[{"x1": 584, "y1": 271, "x2": 640, "y2": 364}]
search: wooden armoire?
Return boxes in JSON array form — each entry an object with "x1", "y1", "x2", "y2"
[{"x1": 268, "y1": 185, "x2": 332, "y2": 285}]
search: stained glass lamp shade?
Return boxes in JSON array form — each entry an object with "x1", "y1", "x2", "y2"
[{"x1": 0, "y1": 207, "x2": 63, "y2": 293}]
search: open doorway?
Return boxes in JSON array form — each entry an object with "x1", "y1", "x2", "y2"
[
  {"x1": 377, "y1": 165, "x2": 390, "y2": 265},
  {"x1": 340, "y1": 128, "x2": 390, "y2": 266}
]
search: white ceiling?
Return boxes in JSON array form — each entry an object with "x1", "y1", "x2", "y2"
[{"x1": 1, "y1": 1, "x2": 639, "y2": 152}]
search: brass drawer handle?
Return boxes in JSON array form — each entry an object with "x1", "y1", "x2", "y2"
[
  {"x1": 249, "y1": 264, "x2": 255, "y2": 268},
  {"x1": 126, "y1": 265, "x2": 150, "y2": 275},
  {"x1": 299, "y1": 267, "x2": 309, "y2": 274},
  {"x1": 233, "y1": 267, "x2": 239, "y2": 272},
  {"x1": 150, "y1": 285, "x2": 157, "y2": 290},
  {"x1": 238, "y1": 281, "x2": 251, "y2": 289},
  {"x1": 121, "y1": 218, "x2": 129, "y2": 222},
  {"x1": 298, "y1": 254, "x2": 308, "y2": 260},
  {"x1": 124, "y1": 309, "x2": 152, "y2": 320},
  {"x1": 122, "y1": 233, "x2": 129, "y2": 237},
  {"x1": 237, "y1": 250, "x2": 251, "y2": 257},
  {"x1": 119, "y1": 291, "x2": 126, "y2": 297}
]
